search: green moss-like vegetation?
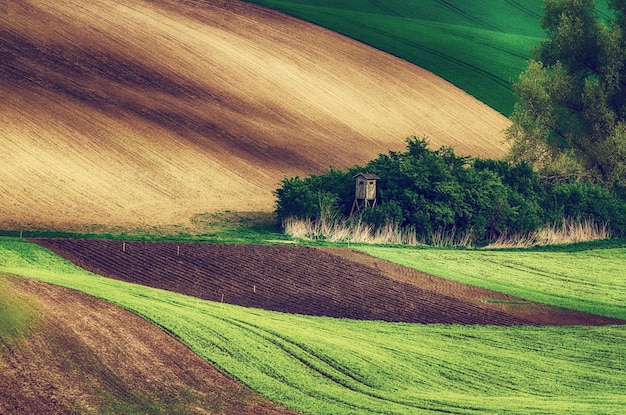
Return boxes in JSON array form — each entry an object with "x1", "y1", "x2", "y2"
[
  {"x1": 0, "y1": 211, "x2": 286, "y2": 245},
  {"x1": 0, "y1": 273, "x2": 40, "y2": 344}
]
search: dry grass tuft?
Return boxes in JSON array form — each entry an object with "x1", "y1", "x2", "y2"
[
  {"x1": 285, "y1": 216, "x2": 611, "y2": 248},
  {"x1": 284, "y1": 216, "x2": 420, "y2": 246},
  {"x1": 485, "y1": 218, "x2": 611, "y2": 249}
]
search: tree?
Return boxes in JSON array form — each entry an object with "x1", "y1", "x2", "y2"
[
  {"x1": 274, "y1": 136, "x2": 556, "y2": 243},
  {"x1": 506, "y1": 0, "x2": 626, "y2": 186}
]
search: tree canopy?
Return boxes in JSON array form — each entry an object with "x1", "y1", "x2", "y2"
[
  {"x1": 275, "y1": 137, "x2": 626, "y2": 243},
  {"x1": 506, "y1": 0, "x2": 626, "y2": 186}
]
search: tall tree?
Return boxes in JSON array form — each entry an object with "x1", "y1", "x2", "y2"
[{"x1": 506, "y1": 0, "x2": 626, "y2": 186}]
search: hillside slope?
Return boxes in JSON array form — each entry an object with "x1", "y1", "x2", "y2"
[
  {"x1": 1, "y1": 0, "x2": 511, "y2": 229},
  {"x1": 0, "y1": 273, "x2": 299, "y2": 415},
  {"x1": 243, "y1": 0, "x2": 546, "y2": 115}
]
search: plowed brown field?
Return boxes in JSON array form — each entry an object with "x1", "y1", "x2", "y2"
[
  {"x1": 1, "y1": 0, "x2": 511, "y2": 229},
  {"x1": 0, "y1": 273, "x2": 300, "y2": 415},
  {"x1": 33, "y1": 239, "x2": 625, "y2": 326}
]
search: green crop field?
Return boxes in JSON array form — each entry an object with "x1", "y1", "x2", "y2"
[
  {"x1": 1, "y1": 237, "x2": 625, "y2": 414},
  {"x1": 243, "y1": 0, "x2": 611, "y2": 115},
  {"x1": 357, "y1": 245, "x2": 626, "y2": 320}
]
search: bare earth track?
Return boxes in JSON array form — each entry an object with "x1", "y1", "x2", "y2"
[
  {"x1": 33, "y1": 239, "x2": 625, "y2": 326},
  {"x1": 0, "y1": 273, "x2": 300, "y2": 415}
]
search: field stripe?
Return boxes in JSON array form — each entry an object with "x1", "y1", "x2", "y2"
[
  {"x1": 358, "y1": 246, "x2": 626, "y2": 320},
  {"x1": 2, "y1": 238, "x2": 626, "y2": 414},
  {"x1": 434, "y1": 0, "x2": 499, "y2": 31}
]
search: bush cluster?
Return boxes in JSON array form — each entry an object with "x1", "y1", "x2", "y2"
[{"x1": 275, "y1": 137, "x2": 626, "y2": 244}]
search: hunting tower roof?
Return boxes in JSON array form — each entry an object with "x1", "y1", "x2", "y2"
[{"x1": 353, "y1": 173, "x2": 380, "y2": 180}]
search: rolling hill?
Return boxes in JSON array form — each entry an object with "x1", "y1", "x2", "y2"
[
  {"x1": 243, "y1": 0, "x2": 547, "y2": 115},
  {"x1": 1, "y1": 0, "x2": 511, "y2": 230},
  {"x1": 243, "y1": 0, "x2": 613, "y2": 115},
  {"x1": 2, "y1": 239, "x2": 625, "y2": 414},
  {"x1": 0, "y1": 272, "x2": 299, "y2": 414}
]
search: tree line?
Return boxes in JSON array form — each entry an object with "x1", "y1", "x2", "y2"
[{"x1": 275, "y1": 137, "x2": 626, "y2": 245}]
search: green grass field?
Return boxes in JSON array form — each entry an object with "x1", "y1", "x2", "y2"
[
  {"x1": 357, "y1": 245, "x2": 626, "y2": 320},
  {"x1": 243, "y1": 0, "x2": 611, "y2": 115},
  {"x1": 1, "y1": 237, "x2": 625, "y2": 414}
]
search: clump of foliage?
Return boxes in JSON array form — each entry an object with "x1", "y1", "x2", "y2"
[
  {"x1": 275, "y1": 136, "x2": 626, "y2": 244},
  {"x1": 507, "y1": 0, "x2": 626, "y2": 186}
]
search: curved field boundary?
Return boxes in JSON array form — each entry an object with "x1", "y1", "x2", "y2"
[
  {"x1": 1, "y1": 0, "x2": 511, "y2": 230},
  {"x1": 0, "y1": 273, "x2": 299, "y2": 415},
  {"x1": 32, "y1": 239, "x2": 624, "y2": 326},
  {"x1": 243, "y1": 0, "x2": 545, "y2": 114},
  {"x1": 2, "y1": 238, "x2": 626, "y2": 415},
  {"x1": 357, "y1": 245, "x2": 626, "y2": 321}
]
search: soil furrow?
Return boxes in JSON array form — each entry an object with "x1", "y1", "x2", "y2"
[{"x1": 32, "y1": 239, "x2": 624, "y2": 326}]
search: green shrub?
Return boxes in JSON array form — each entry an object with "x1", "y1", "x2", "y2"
[
  {"x1": 275, "y1": 136, "x2": 626, "y2": 243},
  {"x1": 544, "y1": 181, "x2": 626, "y2": 236},
  {"x1": 274, "y1": 167, "x2": 357, "y2": 220}
]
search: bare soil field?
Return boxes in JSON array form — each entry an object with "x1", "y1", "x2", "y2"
[
  {"x1": 33, "y1": 239, "x2": 625, "y2": 326},
  {"x1": 1, "y1": 0, "x2": 511, "y2": 229},
  {"x1": 0, "y1": 273, "x2": 300, "y2": 415}
]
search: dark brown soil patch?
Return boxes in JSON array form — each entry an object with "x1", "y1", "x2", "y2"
[
  {"x1": 32, "y1": 239, "x2": 624, "y2": 326},
  {"x1": 0, "y1": 273, "x2": 301, "y2": 415},
  {"x1": 321, "y1": 247, "x2": 626, "y2": 326}
]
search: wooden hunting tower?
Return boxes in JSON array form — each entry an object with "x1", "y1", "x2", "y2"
[{"x1": 350, "y1": 172, "x2": 379, "y2": 215}]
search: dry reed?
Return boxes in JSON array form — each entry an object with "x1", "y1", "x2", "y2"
[
  {"x1": 284, "y1": 216, "x2": 611, "y2": 248},
  {"x1": 485, "y1": 218, "x2": 611, "y2": 249},
  {"x1": 282, "y1": 216, "x2": 421, "y2": 245}
]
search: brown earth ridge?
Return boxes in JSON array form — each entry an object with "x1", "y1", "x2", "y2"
[
  {"x1": 33, "y1": 239, "x2": 625, "y2": 326},
  {"x1": 0, "y1": 273, "x2": 301, "y2": 415}
]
